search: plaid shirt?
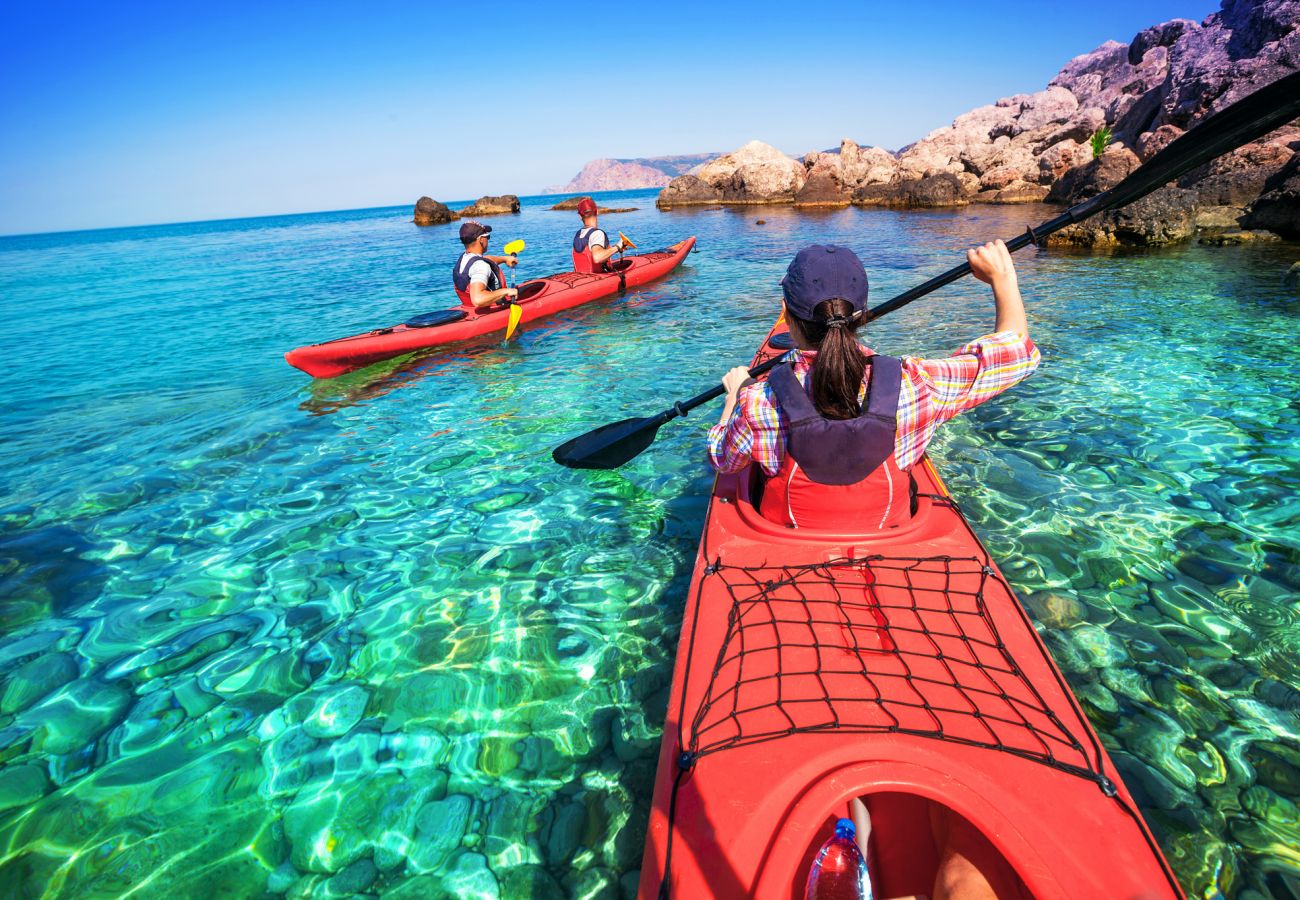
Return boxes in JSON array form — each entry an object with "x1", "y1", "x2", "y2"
[{"x1": 707, "y1": 330, "x2": 1040, "y2": 476}]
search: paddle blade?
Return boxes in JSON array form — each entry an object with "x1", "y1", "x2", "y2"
[
  {"x1": 619, "y1": 231, "x2": 638, "y2": 250},
  {"x1": 505, "y1": 303, "x2": 523, "y2": 340},
  {"x1": 553, "y1": 416, "x2": 663, "y2": 469},
  {"x1": 503, "y1": 239, "x2": 525, "y2": 255}
]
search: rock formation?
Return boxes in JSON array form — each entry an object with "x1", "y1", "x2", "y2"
[
  {"x1": 413, "y1": 197, "x2": 454, "y2": 227},
  {"x1": 412, "y1": 195, "x2": 520, "y2": 226},
  {"x1": 545, "y1": 154, "x2": 718, "y2": 193},
  {"x1": 458, "y1": 195, "x2": 520, "y2": 218},
  {"x1": 654, "y1": 0, "x2": 1299, "y2": 244}
]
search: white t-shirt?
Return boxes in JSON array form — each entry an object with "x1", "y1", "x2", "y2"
[
  {"x1": 579, "y1": 227, "x2": 608, "y2": 250},
  {"x1": 458, "y1": 253, "x2": 494, "y2": 287}
]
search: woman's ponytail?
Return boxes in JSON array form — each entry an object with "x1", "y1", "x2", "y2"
[{"x1": 795, "y1": 298, "x2": 867, "y2": 420}]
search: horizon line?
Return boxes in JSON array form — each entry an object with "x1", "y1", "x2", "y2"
[{"x1": 0, "y1": 187, "x2": 661, "y2": 241}]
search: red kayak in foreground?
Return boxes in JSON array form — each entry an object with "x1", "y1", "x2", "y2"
[
  {"x1": 286, "y1": 237, "x2": 696, "y2": 378},
  {"x1": 639, "y1": 320, "x2": 1184, "y2": 899}
]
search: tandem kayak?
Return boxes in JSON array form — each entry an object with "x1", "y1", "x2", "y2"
[
  {"x1": 639, "y1": 320, "x2": 1184, "y2": 899},
  {"x1": 285, "y1": 237, "x2": 696, "y2": 378}
]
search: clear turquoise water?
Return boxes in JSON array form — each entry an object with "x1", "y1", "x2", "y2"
[{"x1": 1, "y1": 192, "x2": 1297, "y2": 898}]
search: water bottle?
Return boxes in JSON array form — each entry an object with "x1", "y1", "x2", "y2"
[{"x1": 804, "y1": 817, "x2": 873, "y2": 900}]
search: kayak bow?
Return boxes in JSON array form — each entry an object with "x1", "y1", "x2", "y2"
[{"x1": 639, "y1": 320, "x2": 1184, "y2": 900}]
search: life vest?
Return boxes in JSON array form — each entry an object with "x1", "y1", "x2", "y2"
[
  {"x1": 452, "y1": 253, "x2": 504, "y2": 308},
  {"x1": 572, "y1": 226, "x2": 608, "y2": 274},
  {"x1": 758, "y1": 355, "x2": 913, "y2": 531}
]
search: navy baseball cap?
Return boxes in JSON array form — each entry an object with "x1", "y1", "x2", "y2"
[
  {"x1": 459, "y1": 221, "x2": 492, "y2": 244},
  {"x1": 780, "y1": 245, "x2": 869, "y2": 320}
]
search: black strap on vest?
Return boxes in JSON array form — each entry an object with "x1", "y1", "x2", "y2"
[{"x1": 767, "y1": 355, "x2": 901, "y2": 486}]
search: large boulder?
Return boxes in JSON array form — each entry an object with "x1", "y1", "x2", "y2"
[
  {"x1": 656, "y1": 174, "x2": 722, "y2": 208},
  {"x1": 837, "y1": 140, "x2": 899, "y2": 189},
  {"x1": 1038, "y1": 140, "x2": 1092, "y2": 184},
  {"x1": 1046, "y1": 185, "x2": 1199, "y2": 247},
  {"x1": 854, "y1": 174, "x2": 968, "y2": 209},
  {"x1": 413, "y1": 197, "x2": 455, "y2": 227},
  {"x1": 1243, "y1": 154, "x2": 1300, "y2": 238},
  {"x1": 1181, "y1": 134, "x2": 1298, "y2": 206},
  {"x1": 1046, "y1": 145, "x2": 1142, "y2": 204},
  {"x1": 992, "y1": 181, "x2": 1051, "y2": 204},
  {"x1": 692, "y1": 140, "x2": 806, "y2": 202},
  {"x1": 459, "y1": 195, "x2": 519, "y2": 217},
  {"x1": 793, "y1": 172, "x2": 851, "y2": 207}
]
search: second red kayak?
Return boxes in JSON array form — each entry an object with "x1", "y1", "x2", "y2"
[
  {"x1": 639, "y1": 319, "x2": 1184, "y2": 899},
  {"x1": 286, "y1": 237, "x2": 696, "y2": 378}
]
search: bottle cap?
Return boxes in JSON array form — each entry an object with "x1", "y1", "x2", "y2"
[{"x1": 834, "y1": 817, "x2": 856, "y2": 837}]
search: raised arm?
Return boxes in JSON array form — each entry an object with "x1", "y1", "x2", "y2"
[{"x1": 966, "y1": 239, "x2": 1028, "y2": 338}]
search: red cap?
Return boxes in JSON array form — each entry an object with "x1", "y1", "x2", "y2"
[{"x1": 576, "y1": 198, "x2": 598, "y2": 217}]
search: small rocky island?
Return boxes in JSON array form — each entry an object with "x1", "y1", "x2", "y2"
[
  {"x1": 413, "y1": 195, "x2": 521, "y2": 227},
  {"x1": 656, "y1": 0, "x2": 1298, "y2": 247}
]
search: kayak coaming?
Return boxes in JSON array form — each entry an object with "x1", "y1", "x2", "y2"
[
  {"x1": 285, "y1": 237, "x2": 696, "y2": 378},
  {"x1": 638, "y1": 323, "x2": 1184, "y2": 899}
]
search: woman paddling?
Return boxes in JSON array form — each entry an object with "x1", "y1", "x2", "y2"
[{"x1": 709, "y1": 241, "x2": 1039, "y2": 529}]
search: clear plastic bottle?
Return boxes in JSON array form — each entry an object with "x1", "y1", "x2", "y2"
[{"x1": 804, "y1": 817, "x2": 873, "y2": 900}]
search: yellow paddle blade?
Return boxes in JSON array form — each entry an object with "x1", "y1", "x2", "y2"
[
  {"x1": 505, "y1": 302, "x2": 524, "y2": 340},
  {"x1": 503, "y1": 239, "x2": 525, "y2": 255},
  {"x1": 618, "y1": 231, "x2": 637, "y2": 250}
]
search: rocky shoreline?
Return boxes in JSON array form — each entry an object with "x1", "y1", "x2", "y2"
[
  {"x1": 657, "y1": 0, "x2": 1299, "y2": 247},
  {"x1": 413, "y1": 195, "x2": 521, "y2": 227}
]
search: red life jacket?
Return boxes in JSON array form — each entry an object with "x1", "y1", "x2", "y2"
[
  {"x1": 572, "y1": 227, "x2": 608, "y2": 274},
  {"x1": 757, "y1": 355, "x2": 913, "y2": 531},
  {"x1": 452, "y1": 253, "x2": 504, "y2": 308}
]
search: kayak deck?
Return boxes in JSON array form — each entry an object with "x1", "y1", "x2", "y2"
[
  {"x1": 639, "y1": 325, "x2": 1183, "y2": 899},
  {"x1": 285, "y1": 237, "x2": 696, "y2": 378}
]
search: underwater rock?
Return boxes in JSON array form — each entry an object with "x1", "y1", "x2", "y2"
[
  {"x1": 0, "y1": 763, "x2": 51, "y2": 812},
  {"x1": 1023, "y1": 591, "x2": 1086, "y2": 628},
  {"x1": 1, "y1": 652, "x2": 79, "y2": 714},
  {"x1": 565, "y1": 865, "x2": 619, "y2": 899},
  {"x1": 1282, "y1": 261, "x2": 1300, "y2": 289},
  {"x1": 442, "y1": 851, "x2": 499, "y2": 898},
  {"x1": 324, "y1": 858, "x2": 378, "y2": 896},
  {"x1": 542, "y1": 797, "x2": 587, "y2": 866},
  {"x1": 303, "y1": 684, "x2": 369, "y2": 739},
  {"x1": 499, "y1": 864, "x2": 564, "y2": 899},
  {"x1": 25, "y1": 678, "x2": 132, "y2": 756},
  {"x1": 409, "y1": 793, "x2": 473, "y2": 873}
]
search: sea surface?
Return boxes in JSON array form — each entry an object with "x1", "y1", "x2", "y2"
[{"x1": 1, "y1": 190, "x2": 1298, "y2": 899}]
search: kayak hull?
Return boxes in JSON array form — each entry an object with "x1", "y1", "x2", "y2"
[
  {"x1": 285, "y1": 237, "x2": 696, "y2": 378},
  {"x1": 639, "y1": 322, "x2": 1183, "y2": 900}
]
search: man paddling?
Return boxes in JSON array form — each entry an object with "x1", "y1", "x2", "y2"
[
  {"x1": 571, "y1": 197, "x2": 628, "y2": 274},
  {"x1": 453, "y1": 221, "x2": 518, "y2": 309}
]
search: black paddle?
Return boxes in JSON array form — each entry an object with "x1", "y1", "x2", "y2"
[{"x1": 553, "y1": 71, "x2": 1300, "y2": 471}]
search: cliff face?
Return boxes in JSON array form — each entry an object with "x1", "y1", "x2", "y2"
[
  {"x1": 546, "y1": 154, "x2": 718, "y2": 193},
  {"x1": 656, "y1": 0, "x2": 1300, "y2": 243}
]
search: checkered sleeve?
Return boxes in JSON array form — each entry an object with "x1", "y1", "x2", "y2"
[
  {"x1": 707, "y1": 383, "x2": 789, "y2": 475},
  {"x1": 909, "y1": 330, "x2": 1040, "y2": 427}
]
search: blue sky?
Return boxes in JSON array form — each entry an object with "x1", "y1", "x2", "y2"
[{"x1": 1, "y1": 0, "x2": 1216, "y2": 234}]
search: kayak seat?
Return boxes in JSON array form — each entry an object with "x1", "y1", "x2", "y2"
[
  {"x1": 405, "y1": 309, "x2": 468, "y2": 328},
  {"x1": 516, "y1": 280, "x2": 546, "y2": 302},
  {"x1": 608, "y1": 258, "x2": 633, "y2": 273},
  {"x1": 743, "y1": 466, "x2": 931, "y2": 538}
]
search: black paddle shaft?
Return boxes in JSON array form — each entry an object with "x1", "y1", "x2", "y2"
[{"x1": 554, "y1": 71, "x2": 1300, "y2": 469}]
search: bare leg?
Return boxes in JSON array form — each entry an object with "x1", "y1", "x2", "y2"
[
  {"x1": 850, "y1": 796, "x2": 872, "y2": 865},
  {"x1": 929, "y1": 804, "x2": 998, "y2": 900}
]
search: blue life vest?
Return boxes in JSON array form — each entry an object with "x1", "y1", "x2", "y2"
[{"x1": 452, "y1": 253, "x2": 504, "y2": 307}]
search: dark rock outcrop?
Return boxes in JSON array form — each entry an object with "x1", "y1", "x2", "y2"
[
  {"x1": 413, "y1": 197, "x2": 455, "y2": 227},
  {"x1": 655, "y1": 174, "x2": 723, "y2": 209},
  {"x1": 793, "y1": 173, "x2": 852, "y2": 207},
  {"x1": 1242, "y1": 153, "x2": 1300, "y2": 237},
  {"x1": 1047, "y1": 185, "x2": 1199, "y2": 246},
  {"x1": 459, "y1": 195, "x2": 520, "y2": 217},
  {"x1": 854, "y1": 174, "x2": 969, "y2": 209}
]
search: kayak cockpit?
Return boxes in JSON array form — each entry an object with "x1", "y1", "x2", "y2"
[{"x1": 798, "y1": 792, "x2": 1032, "y2": 900}]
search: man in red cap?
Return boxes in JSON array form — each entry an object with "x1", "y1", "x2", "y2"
[{"x1": 571, "y1": 197, "x2": 628, "y2": 274}]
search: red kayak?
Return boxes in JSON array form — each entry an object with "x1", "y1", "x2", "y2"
[
  {"x1": 286, "y1": 237, "x2": 696, "y2": 378},
  {"x1": 639, "y1": 320, "x2": 1184, "y2": 899}
]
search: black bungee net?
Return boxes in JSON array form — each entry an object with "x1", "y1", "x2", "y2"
[{"x1": 656, "y1": 492, "x2": 1184, "y2": 899}]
